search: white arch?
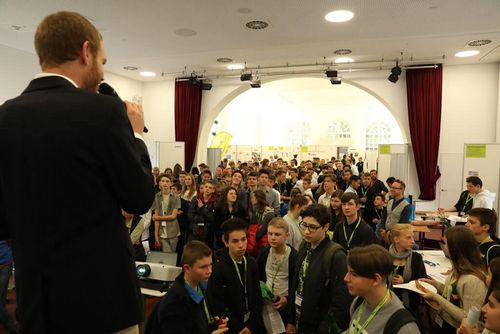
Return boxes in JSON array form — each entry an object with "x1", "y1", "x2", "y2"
[{"x1": 196, "y1": 74, "x2": 408, "y2": 163}]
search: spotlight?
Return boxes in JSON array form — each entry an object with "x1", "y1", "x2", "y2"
[
  {"x1": 201, "y1": 79, "x2": 212, "y2": 90},
  {"x1": 189, "y1": 75, "x2": 198, "y2": 85},
  {"x1": 388, "y1": 60, "x2": 402, "y2": 83},
  {"x1": 325, "y1": 70, "x2": 338, "y2": 78},
  {"x1": 388, "y1": 73, "x2": 399, "y2": 83},
  {"x1": 250, "y1": 78, "x2": 261, "y2": 88},
  {"x1": 330, "y1": 77, "x2": 342, "y2": 85},
  {"x1": 240, "y1": 73, "x2": 253, "y2": 81}
]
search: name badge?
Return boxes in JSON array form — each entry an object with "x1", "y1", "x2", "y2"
[
  {"x1": 161, "y1": 222, "x2": 167, "y2": 227},
  {"x1": 244, "y1": 312, "x2": 250, "y2": 323},
  {"x1": 435, "y1": 314, "x2": 444, "y2": 327},
  {"x1": 295, "y1": 295, "x2": 303, "y2": 307}
]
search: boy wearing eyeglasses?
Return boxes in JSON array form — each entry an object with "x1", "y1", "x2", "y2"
[{"x1": 287, "y1": 204, "x2": 351, "y2": 334}]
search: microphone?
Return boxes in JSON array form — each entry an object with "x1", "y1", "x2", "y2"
[{"x1": 98, "y1": 82, "x2": 148, "y2": 133}]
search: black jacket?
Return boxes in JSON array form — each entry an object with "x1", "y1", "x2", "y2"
[
  {"x1": 332, "y1": 217, "x2": 377, "y2": 251},
  {"x1": 0, "y1": 76, "x2": 154, "y2": 333},
  {"x1": 288, "y1": 237, "x2": 352, "y2": 333},
  {"x1": 149, "y1": 273, "x2": 211, "y2": 334},
  {"x1": 207, "y1": 248, "x2": 263, "y2": 333}
]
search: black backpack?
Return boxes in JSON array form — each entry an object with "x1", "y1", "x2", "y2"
[{"x1": 353, "y1": 296, "x2": 418, "y2": 334}]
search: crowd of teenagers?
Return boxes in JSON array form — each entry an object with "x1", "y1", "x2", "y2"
[{"x1": 120, "y1": 156, "x2": 500, "y2": 334}]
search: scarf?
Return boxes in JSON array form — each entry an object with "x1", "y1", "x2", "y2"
[{"x1": 388, "y1": 244, "x2": 413, "y2": 307}]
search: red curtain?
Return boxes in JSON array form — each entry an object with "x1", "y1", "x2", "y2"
[
  {"x1": 175, "y1": 80, "x2": 202, "y2": 171},
  {"x1": 406, "y1": 65, "x2": 442, "y2": 200}
]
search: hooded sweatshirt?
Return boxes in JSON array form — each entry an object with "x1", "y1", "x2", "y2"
[{"x1": 474, "y1": 189, "x2": 496, "y2": 210}]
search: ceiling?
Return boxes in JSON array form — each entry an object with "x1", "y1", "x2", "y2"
[{"x1": 1, "y1": 0, "x2": 499, "y2": 81}]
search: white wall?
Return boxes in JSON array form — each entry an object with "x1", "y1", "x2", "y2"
[{"x1": 0, "y1": 45, "x2": 39, "y2": 104}]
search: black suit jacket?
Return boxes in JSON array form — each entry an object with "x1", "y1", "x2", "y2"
[{"x1": 0, "y1": 76, "x2": 155, "y2": 333}]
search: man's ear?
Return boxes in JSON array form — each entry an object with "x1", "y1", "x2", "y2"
[{"x1": 80, "y1": 41, "x2": 92, "y2": 65}]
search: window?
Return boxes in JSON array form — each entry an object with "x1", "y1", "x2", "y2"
[
  {"x1": 365, "y1": 122, "x2": 392, "y2": 150},
  {"x1": 327, "y1": 120, "x2": 351, "y2": 139}
]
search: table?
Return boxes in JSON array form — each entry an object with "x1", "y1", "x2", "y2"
[
  {"x1": 417, "y1": 250, "x2": 452, "y2": 284},
  {"x1": 411, "y1": 223, "x2": 430, "y2": 249}
]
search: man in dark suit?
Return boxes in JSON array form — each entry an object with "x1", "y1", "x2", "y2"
[{"x1": 0, "y1": 11, "x2": 154, "y2": 334}]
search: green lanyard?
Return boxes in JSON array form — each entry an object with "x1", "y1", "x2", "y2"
[
  {"x1": 267, "y1": 247, "x2": 288, "y2": 293},
  {"x1": 232, "y1": 256, "x2": 247, "y2": 292},
  {"x1": 361, "y1": 187, "x2": 366, "y2": 196},
  {"x1": 354, "y1": 290, "x2": 390, "y2": 334},
  {"x1": 463, "y1": 193, "x2": 474, "y2": 211},
  {"x1": 197, "y1": 286, "x2": 213, "y2": 324},
  {"x1": 343, "y1": 217, "x2": 362, "y2": 249}
]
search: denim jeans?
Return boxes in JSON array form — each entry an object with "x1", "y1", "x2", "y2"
[{"x1": 0, "y1": 264, "x2": 17, "y2": 331}]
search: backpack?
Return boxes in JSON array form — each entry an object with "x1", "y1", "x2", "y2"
[
  {"x1": 321, "y1": 241, "x2": 345, "y2": 286},
  {"x1": 352, "y1": 297, "x2": 418, "y2": 334},
  {"x1": 247, "y1": 209, "x2": 277, "y2": 257}
]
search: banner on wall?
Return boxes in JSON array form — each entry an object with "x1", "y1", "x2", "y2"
[{"x1": 210, "y1": 131, "x2": 233, "y2": 156}]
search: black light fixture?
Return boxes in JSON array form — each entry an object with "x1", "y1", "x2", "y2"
[
  {"x1": 189, "y1": 73, "x2": 198, "y2": 85},
  {"x1": 201, "y1": 79, "x2": 212, "y2": 90},
  {"x1": 388, "y1": 60, "x2": 402, "y2": 83},
  {"x1": 330, "y1": 77, "x2": 342, "y2": 85},
  {"x1": 240, "y1": 73, "x2": 253, "y2": 81},
  {"x1": 325, "y1": 70, "x2": 338, "y2": 78},
  {"x1": 250, "y1": 77, "x2": 261, "y2": 88}
]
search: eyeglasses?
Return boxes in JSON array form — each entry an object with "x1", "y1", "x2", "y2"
[{"x1": 299, "y1": 220, "x2": 322, "y2": 232}]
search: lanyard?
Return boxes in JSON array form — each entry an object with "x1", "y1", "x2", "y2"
[
  {"x1": 463, "y1": 193, "x2": 474, "y2": 211},
  {"x1": 161, "y1": 194, "x2": 170, "y2": 215},
  {"x1": 354, "y1": 290, "x2": 390, "y2": 334},
  {"x1": 267, "y1": 247, "x2": 288, "y2": 293},
  {"x1": 375, "y1": 208, "x2": 382, "y2": 219},
  {"x1": 343, "y1": 217, "x2": 362, "y2": 249},
  {"x1": 361, "y1": 187, "x2": 366, "y2": 196},
  {"x1": 232, "y1": 256, "x2": 247, "y2": 292},
  {"x1": 197, "y1": 286, "x2": 213, "y2": 324}
]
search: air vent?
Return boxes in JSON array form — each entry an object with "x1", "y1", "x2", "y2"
[
  {"x1": 245, "y1": 20, "x2": 269, "y2": 30},
  {"x1": 467, "y1": 39, "x2": 492, "y2": 47},
  {"x1": 334, "y1": 49, "x2": 352, "y2": 55}
]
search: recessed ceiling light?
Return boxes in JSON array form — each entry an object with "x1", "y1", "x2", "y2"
[
  {"x1": 139, "y1": 71, "x2": 157, "y2": 77},
  {"x1": 325, "y1": 10, "x2": 354, "y2": 23},
  {"x1": 227, "y1": 64, "x2": 245, "y2": 70},
  {"x1": 123, "y1": 66, "x2": 138, "y2": 71},
  {"x1": 335, "y1": 57, "x2": 354, "y2": 63},
  {"x1": 217, "y1": 57, "x2": 233, "y2": 63},
  {"x1": 467, "y1": 39, "x2": 492, "y2": 47},
  {"x1": 334, "y1": 49, "x2": 352, "y2": 55},
  {"x1": 455, "y1": 50, "x2": 480, "y2": 58},
  {"x1": 245, "y1": 20, "x2": 269, "y2": 30},
  {"x1": 238, "y1": 8, "x2": 253, "y2": 14}
]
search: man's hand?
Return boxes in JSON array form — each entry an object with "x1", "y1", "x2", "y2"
[
  {"x1": 238, "y1": 327, "x2": 251, "y2": 334},
  {"x1": 154, "y1": 238, "x2": 161, "y2": 249},
  {"x1": 286, "y1": 324, "x2": 296, "y2": 334},
  {"x1": 457, "y1": 318, "x2": 479, "y2": 334},
  {"x1": 124, "y1": 101, "x2": 144, "y2": 135},
  {"x1": 391, "y1": 275, "x2": 404, "y2": 285},
  {"x1": 272, "y1": 295, "x2": 287, "y2": 311}
]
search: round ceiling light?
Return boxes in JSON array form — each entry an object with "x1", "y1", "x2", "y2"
[
  {"x1": 139, "y1": 71, "x2": 157, "y2": 77},
  {"x1": 217, "y1": 57, "x2": 233, "y2": 63},
  {"x1": 245, "y1": 20, "x2": 269, "y2": 30},
  {"x1": 454, "y1": 50, "x2": 480, "y2": 58},
  {"x1": 123, "y1": 66, "x2": 138, "y2": 70},
  {"x1": 335, "y1": 57, "x2": 354, "y2": 63},
  {"x1": 467, "y1": 39, "x2": 492, "y2": 47},
  {"x1": 334, "y1": 49, "x2": 352, "y2": 55},
  {"x1": 227, "y1": 64, "x2": 245, "y2": 70},
  {"x1": 325, "y1": 10, "x2": 354, "y2": 23},
  {"x1": 173, "y1": 28, "x2": 197, "y2": 37}
]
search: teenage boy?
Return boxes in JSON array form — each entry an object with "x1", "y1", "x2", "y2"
[
  {"x1": 258, "y1": 168, "x2": 280, "y2": 214},
  {"x1": 302, "y1": 177, "x2": 314, "y2": 198},
  {"x1": 318, "y1": 174, "x2": 336, "y2": 207},
  {"x1": 466, "y1": 208, "x2": 500, "y2": 265},
  {"x1": 256, "y1": 217, "x2": 298, "y2": 328},
  {"x1": 344, "y1": 244, "x2": 420, "y2": 333},
  {"x1": 364, "y1": 193, "x2": 387, "y2": 231},
  {"x1": 208, "y1": 218, "x2": 263, "y2": 334},
  {"x1": 345, "y1": 175, "x2": 361, "y2": 194},
  {"x1": 288, "y1": 204, "x2": 351, "y2": 333},
  {"x1": 332, "y1": 193, "x2": 376, "y2": 251},
  {"x1": 148, "y1": 241, "x2": 228, "y2": 334},
  {"x1": 153, "y1": 174, "x2": 181, "y2": 253}
]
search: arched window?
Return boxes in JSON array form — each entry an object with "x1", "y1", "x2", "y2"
[
  {"x1": 365, "y1": 122, "x2": 392, "y2": 150},
  {"x1": 327, "y1": 120, "x2": 351, "y2": 139}
]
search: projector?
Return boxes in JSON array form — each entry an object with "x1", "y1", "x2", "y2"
[{"x1": 135, "y1": 261, "x2": 182, "y2": 293}]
